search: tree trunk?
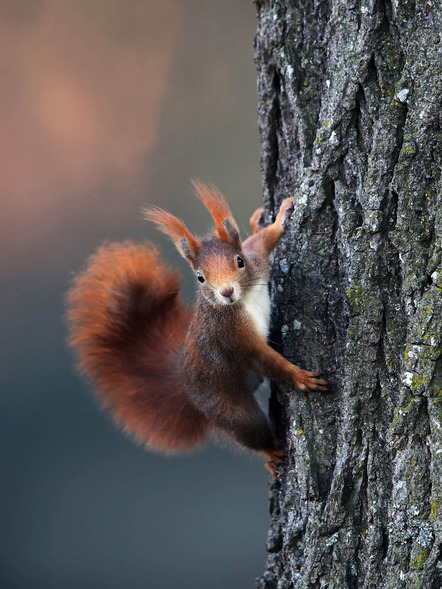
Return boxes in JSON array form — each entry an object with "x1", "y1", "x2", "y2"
[{"x1": 254, "y1": 1, "x2": 442, "y2": 588}]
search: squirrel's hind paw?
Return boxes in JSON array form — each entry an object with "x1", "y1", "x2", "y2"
[{"x1": 264, "y1": 449, "x2": 284, "y2": 482}]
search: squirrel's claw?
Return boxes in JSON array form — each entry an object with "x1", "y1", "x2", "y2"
[
  {"x1": 265, "y1": 461, "x2": 281, "y2": 482},
  {"x1": 280, "y1": 197, "x2": 295, "y2": 226},
  {"x1": 294, "y1": 370, "x2": 328, "y2": 392}
]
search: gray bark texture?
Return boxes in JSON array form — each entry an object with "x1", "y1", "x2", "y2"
[{"x1": 254, "y1": 1, "x2": 442, "y2": 588}]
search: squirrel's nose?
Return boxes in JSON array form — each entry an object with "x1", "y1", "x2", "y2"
[{"x1": 220, "y1": 286, "x2": 234, "y2": 299}]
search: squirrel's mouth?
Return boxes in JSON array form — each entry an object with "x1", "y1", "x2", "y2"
[
  {"x1": 214, "y1": 283, "x2": 241, "y2": 306},
  {"x1": 218, "y1": 295, "x2": 236, "y2": 305}
]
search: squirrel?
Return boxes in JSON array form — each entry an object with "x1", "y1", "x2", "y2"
[{"x1": 67, "y1": 182, "x2": 326, "y2": 479}]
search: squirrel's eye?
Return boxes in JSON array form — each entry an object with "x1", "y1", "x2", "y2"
[
  {"x1": 197, "y1": 272, "x2": 205, "y2": 283},
  {"x1": 237, "y1": 255, "x2": 245, "y2": 268}
]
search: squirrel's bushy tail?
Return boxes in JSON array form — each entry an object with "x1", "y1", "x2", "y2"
[{"x1": 67, "y1": 242, "x2": 209, "y2": 453}]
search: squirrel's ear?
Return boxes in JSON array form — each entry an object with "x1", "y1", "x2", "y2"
[
  {"x1": 192, "y1": 180, "x2": 241, "y2": 249},
  {"x1": 144, "y1": 207, "x2": 201, "y2": 268}
]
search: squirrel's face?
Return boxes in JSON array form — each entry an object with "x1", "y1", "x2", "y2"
[
  {"x1": 195, "y1": 239, "x2": 255, "y2": 307},
  {"x1": 145, "y1": 183, "x2": 269, "y2": 307}
]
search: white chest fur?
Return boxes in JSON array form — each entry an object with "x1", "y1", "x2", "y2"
[{"x1": 242, "y1": 283, "x2": 271, "y2": 339}]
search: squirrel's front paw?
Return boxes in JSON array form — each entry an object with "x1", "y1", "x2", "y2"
[
  {"x1": 279, "y1": 197, "x2": 295, "y2": 227},
  {"x1": 293, "y1": 369, "x2": 327, "y2": 392}
]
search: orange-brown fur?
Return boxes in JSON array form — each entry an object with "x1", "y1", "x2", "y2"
[
  {"x1": 144, "y1": 209, "x2": 201, "y2": 267},
  {"x1": 67, "y1": 242, "x2": 209, "y2": 452},
  {"x1": 67, "y1": 184, "x2": 326, "y2": 479},
  {"x1": 193, "y1": 181, "x2": 241, "y2": 248}
]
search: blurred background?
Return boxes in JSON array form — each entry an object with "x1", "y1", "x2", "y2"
[{"x1": 0, "y1": 1, "x2": 269, "y2": 588}]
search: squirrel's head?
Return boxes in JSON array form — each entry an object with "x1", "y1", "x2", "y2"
[{"x1": 145, "y1": 182, "x2": 259, "y2": 307}]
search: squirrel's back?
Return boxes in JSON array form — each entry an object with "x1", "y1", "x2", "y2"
[{"x1": 67, "y1": 242, "x2": 209, "y2": 453}]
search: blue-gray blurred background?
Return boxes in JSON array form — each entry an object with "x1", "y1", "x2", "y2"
[{"x1": 0, "y1": 1, "x2": 270, "y2": 588}]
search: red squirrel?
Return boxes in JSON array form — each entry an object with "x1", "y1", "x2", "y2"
[{"x1": 67, "y1": 183, "x2": 326, "y2": 479}]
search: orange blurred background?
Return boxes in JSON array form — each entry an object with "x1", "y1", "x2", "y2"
[
  {"x1": 1, "y1": 1, "x2": 268, "y2": 588},
  {"x1": 1, "y1": 0, "x2": 261, "y2": 277}
]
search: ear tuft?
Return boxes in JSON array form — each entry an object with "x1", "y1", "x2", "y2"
[
  {"x1": 192, "y1": 180, "x2": 241, "y2": 248},
  {"x1": 144, "y1": 207, "x2": 201, "y2": 267}
]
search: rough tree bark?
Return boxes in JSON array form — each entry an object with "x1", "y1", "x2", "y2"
[{"x1": 254, "y1": 1, "x2": 442, "y2": 588}]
